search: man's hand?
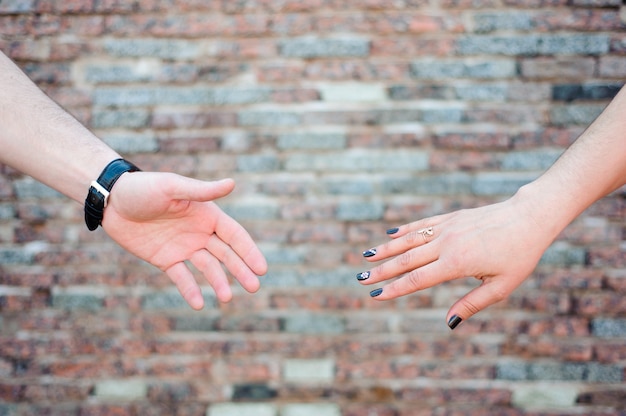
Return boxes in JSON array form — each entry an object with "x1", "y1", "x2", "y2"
[{"x1": 102, "y1": 173, "x2": 268, "y2": 310}]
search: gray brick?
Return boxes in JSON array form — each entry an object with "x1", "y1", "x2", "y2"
[
  {"x1": 222, "y1": 201, "x2": 279, "y2": 220},
  {"x1": 283, "y1": 358, "x2": 335, "y2": 382},
  {"x1": 591, "y1": 318, "x2": 626, "y2": 338},
  {"x1": 457, "y1": 34, "x2": 609, "y2": 56},
  {"x1": 261, "y1": 246, "x2": 306, "y2": 265},
  {"x1": 552, "y1": 83, "x2": 622, "y2": 102},
  {"x1": 142, "y1": 291, "x2": 216, "y2": 310},
  {"x1": 92, "y1": 109, "x2": 150, "y2": 129},
  {"x1": 0, "y1": 0, "x2": 35, "y2": 13},
  {"x1": 232, "y1": 384, "x2": 277, "y2": 401},
  {"x1": 103, "y1": 39, "x2": 201, "y2": 60},
  {"x1": 512, "y1": 385, "x2": 577, "y2": 409},
  {"x1": 319, "y1": 82, "x2": 386, "y2": 102},
  {"x1": 94, "y1": 380, "x2": 148, "y2": 399},
  {"x1": 94, "y1": 87, "x2": 270, "y2": 107},
  {"x1": 280, "y1": 37, "x2": 369, "y2": 58},
  {"x1": 322, "y1": 177, "x2": 374, "y2": 195},
  {"x1": 0, "y1": 247, "x2": 33, "y2": 265},
  {"x1": 13, "y1": 178, "x2": 63, "y2": 199},
  {"x1": 457, "y1": 35, "x2": 538, "y2": 56},
  {"x1": 210, "y1": 88, "x2": 271, "y2": 105},
  {"x1": 381, "y1": 172, "x2": 473, "y2": 195},
  {"x1": 413, "y1": 173, "x2": 473, "y2": 195},
  {"x1": 454, "y1": 84, "x2": 509, "y2": 101},
  {"x1": 586, "y1": 363, "x2": 623, "y2": 382},
  {"x1": 420, "y1": 107, "x2": 463, "y2": 123},
  {"x1": 208, "y1": 403, "x2": 277, "y2": 416},
  {"x1": 300, "y1": 269, "x2": 358, "y2": 287},
  {"x1": 501, "y1": 150, "x2": 562, "y2": 171},
  {"x1": 539, "y1": 242, "x2": 585, "y2": 267},
  {"x1": 238, "y1": 111, "x2": 302, "y2": 126},
  {"x1": 85, "y1": 63, "x2": 155, "y2": 84},
  {"x1": 281, "y1": 403, "x2": 341, "y2": 416},
  {"x1": 237, "y1": 154, "x2": 280, "y2": 172},
  {"x1": 0, "y1": 403, "x2": 18, "y2": 416},
  {"x1": 302, "y1": 109, "x2": 421, "y2": 125},
  {"x1": 472, "y1": 12, "x2": 533, "y2": 33},
  {"x1": 471, "y1": 172, "x2": 537, "y2": 196},
  {"x1": 0, "y1": 204, "x2": 15, "y2": 220},
  {"x1": 410, "y1": 59, "x2": 516, "y2": 79},
  {"x1": 277, "y1": 133, "x2": 346, "y2": 150},
  {"x1": 538, "y1": 34, "x2": 610, "y2": 55},
  {"x1": 528, "y1": 362, "x2": 585, "y2": 381},
  {"x1": 550, "y1": 104, "x2": 605, "y2": 126},
  {"x1": 262, "y1": 269, "x2": 303, "y2": 287},
  {"x1": 496, "y1": 361, "x2": 528, "y2": 380},
  {"x1": 102, "y1": 133, "x2": 159, "y2": 154},
  {"x1": 94, "y1": 88, "x2": 157, "y2": 107},
  {"x1": 173, "y1": 315, "x2": 218, "y2": 332},
  {"x1": 285, "y1": 150, "x2": 429, "y2": 173},
  {"x1": 283, "y1": 313, "x2": 345, "y2": 334},
  {"x1": 336, "y1": 201, "x2": 384, "y2": 221},
  {"x1": 522, "y1": 362, "x2": 623, "y2": 383},
  {"x1": 52, "y1": 293, "x2": 104, "y2": 311}
]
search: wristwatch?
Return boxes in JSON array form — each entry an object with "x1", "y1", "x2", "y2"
[{"x1": 84, "y1": 158, "x2": 141, "y2": 231}]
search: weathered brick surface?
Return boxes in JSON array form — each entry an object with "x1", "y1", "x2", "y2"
[{"x1": 1, "y1": 1, "x2": 625, "y2": 415}]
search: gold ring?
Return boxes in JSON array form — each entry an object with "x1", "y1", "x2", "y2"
[{"x1": 417, "y1": 227, "x2": 434, "y2": 242}]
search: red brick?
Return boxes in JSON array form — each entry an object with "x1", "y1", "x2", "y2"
[
  {"x1": 430, "y1": 150, "x2": 500, "y2": 171},
  {"x1": 574, "y1": 292, "x2": 626, "y2": 317},
  {"x1": 533, "y1": 10, "x2": 625, "y2": 32},
  {"x1": 504, "y1": 337, "x2": 594, "y2": 361},
  {"x1": 371, "y1": 37, "x2": 454, "y2": 56},
  {"x1": 1, "y1": 3, "x2": 625, "y2": 414},
  {"x1": 594, "y1": 342, "x2": 626, "y2": 363},
  {"x1": 525, "y1": 317, "x2": 591, "y2": 337},
  {"x1": 23, "y1": 383, "x2": 90, "y2": 402},
  {"x1": 588, "y1": 246, "x2": 626, "y2": 268}
]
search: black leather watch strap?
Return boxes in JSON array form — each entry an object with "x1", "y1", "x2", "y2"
[{"x1": 84, "y1": 158, "x2": 141, "y2": 231}]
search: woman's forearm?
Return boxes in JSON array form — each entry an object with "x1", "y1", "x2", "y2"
[
  {"x1": 0, "y1": 50, "x2": 120, "y2": 203},
  {"x1": 518, "y1": 85, "x2": 626, "y2": 240}
]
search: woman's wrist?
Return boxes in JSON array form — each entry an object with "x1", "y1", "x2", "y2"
[{"x1": 511, "y1": 181, "x2": 575, "y2": 247}]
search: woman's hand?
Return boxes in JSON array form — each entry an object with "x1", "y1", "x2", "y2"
[
  {"x1": 358, "y1": 192, "x2": 556, "y2": 329},
  {"x1": 102, "y1": 172, "x2": 268, "y2": 310}
]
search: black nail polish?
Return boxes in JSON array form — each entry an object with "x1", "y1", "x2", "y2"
[
  {"x1": 363, "y1": 248, "x2": 377, "y2": 258},
  {"x1": 386, "y1": 227, "x2": 399, "y2": 235},
  {"x1": 370, "y1": 288, "x2": 383, "y2": 297},
  {"x1": 447, "y1": 315, "x2": 463, "y2": 330},
  {"x1": 356, "y1": 271, "x2": 370, "y2": 281}
]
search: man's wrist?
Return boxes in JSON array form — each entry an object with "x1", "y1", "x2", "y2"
[{"x1": 84, "y1": 158, "x2": 141, "y2": 231}]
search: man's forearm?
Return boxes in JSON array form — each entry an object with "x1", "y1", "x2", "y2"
[{"x1": 0, "y1": 50, "x2": 120, "y2": 203}]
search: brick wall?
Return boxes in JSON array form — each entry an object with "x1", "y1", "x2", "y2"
[{"x1": 1, "y1": 1, "x2": 626, "y2": 415}]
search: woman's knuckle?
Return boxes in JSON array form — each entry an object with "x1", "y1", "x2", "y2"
[
  {"x1": 397, "y1": 251, "x2": 413, "y2": 267},
  {"x1": 404, "y1": 231, "x2": 419, "y2": 245},
  {"x1": 405, "y1": 269, "x2": 423, "y2": 289}
]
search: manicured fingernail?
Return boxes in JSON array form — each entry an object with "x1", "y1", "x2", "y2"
[
  {"x1": 356, "y1": 271, "x2": 370, "y2": 281},
  {"x1": 386, "y1": 227, "x2": 399, "y2": 235},
  {"x1": 447, "y1": 315, "x2": 463, "y2": 330},
  {"x1": 363, "y1": 248, "x2": 377, "y2": 258},
  {"x1": 370, "y1": 288, "x2": 383, "y2": 297}
]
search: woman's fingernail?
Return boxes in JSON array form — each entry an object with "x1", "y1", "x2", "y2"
[
  {"x1": 363, "y1": 248, "x2": 377, "y2": 258},
  {"x1": 356, "y1": 271, "x2": 370, "y2": 281},
  {"x1": 386, "y1": 227, "x2": 399, "y2": 235},
  {"x1": 447, "y1": 315, "x2": 463, "y2": 330},
  {"x1": 370, "y1": 288, "x2": 383, "y2": 297}
]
